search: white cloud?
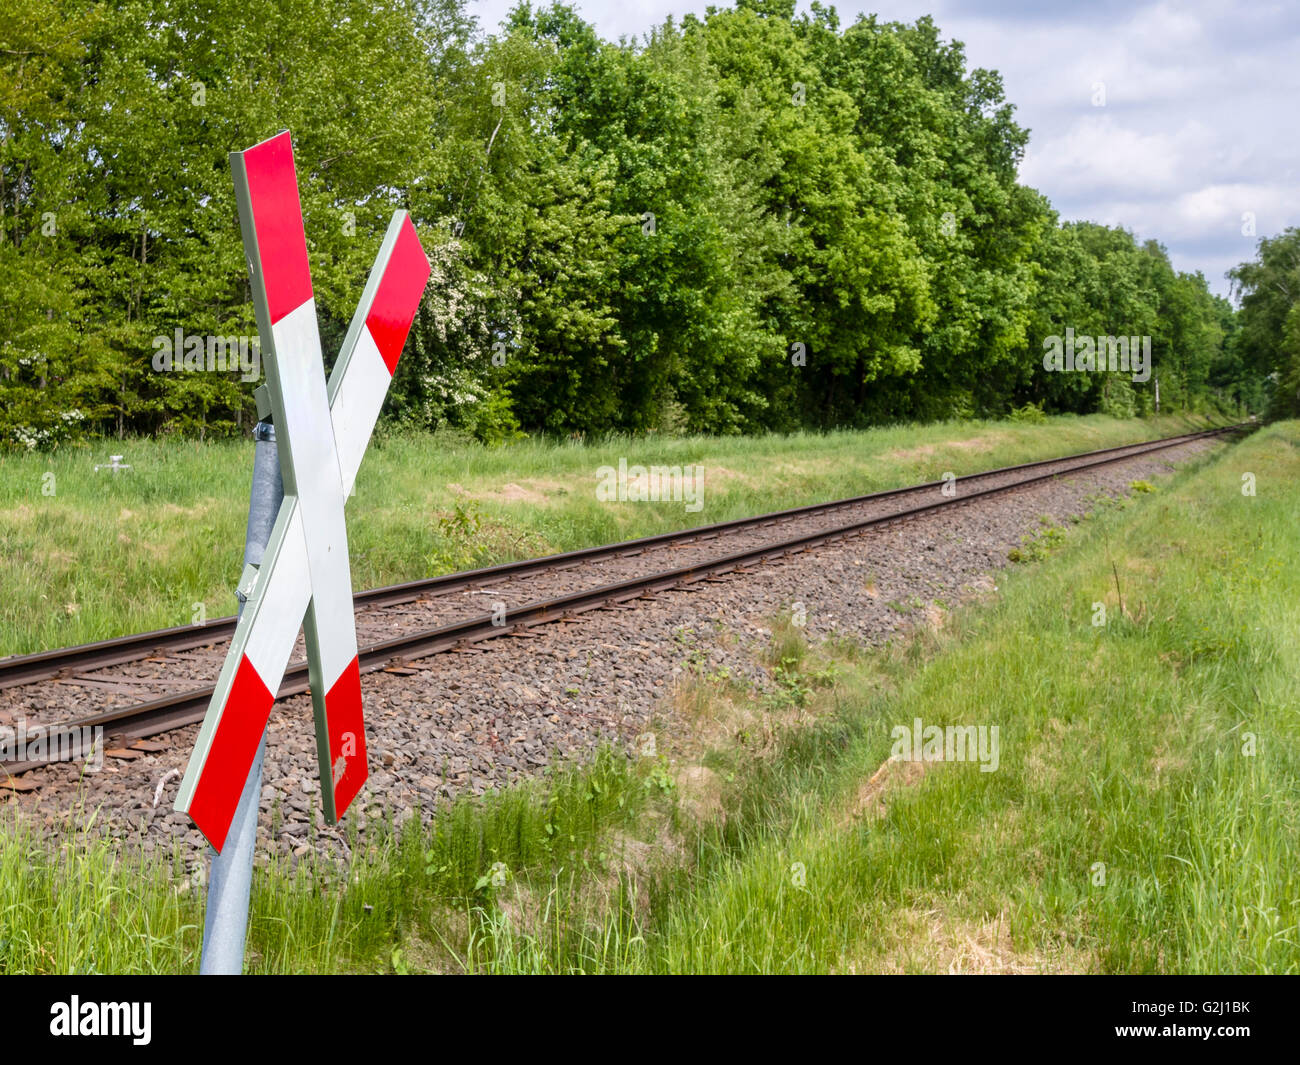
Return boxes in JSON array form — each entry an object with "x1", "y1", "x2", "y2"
[{"x1": 1019, "y1": 116, "x2": 1206, "y2": 200}]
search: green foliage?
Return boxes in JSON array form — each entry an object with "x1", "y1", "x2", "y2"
[
  {"x1": 1007, "y1": 401, "x2": 1047, "y2": 424},
  {"x1": 1229, "y1": 227, "x2": 1300, "y2": 418},
  {"x1": 1007, "y1": 519, "x2": 1066, "y2": 563},
  {"x1": 0, "y1": 0, "x2": 1257, "y2": 449}
]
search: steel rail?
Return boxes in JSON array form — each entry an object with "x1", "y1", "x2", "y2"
[
  {"x1": 0, "y1": 422, "x2": 1247, "y2": 777},
  {"x1": 0, "y1": 423, "x2": 1249, "y2": 690}
]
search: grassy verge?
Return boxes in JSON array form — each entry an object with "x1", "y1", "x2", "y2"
[
  {"x1": 1, "y1": 420, "x2": 1291, "y2": 974},
  {"x1": 0, "y1": 413, "x2": 1221, "y2": 655},
  {"x1": 635, "y1": 420, "x2": 1298, "y2": 974}
]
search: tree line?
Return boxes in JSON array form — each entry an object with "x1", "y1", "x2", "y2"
[{"x1": 0, "y1": 0, "x2": 1279, "y2": 449}]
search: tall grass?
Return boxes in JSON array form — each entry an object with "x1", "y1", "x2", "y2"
[{"x1": 0, "y1": 749, "x2": 651, "y2": 973}]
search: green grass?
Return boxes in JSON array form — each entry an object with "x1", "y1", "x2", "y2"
[
  {"x1": 0, "y1": 413, "x2": 1220, "y2": 656},
  {"x1": 1, "y1": 419, "x2": 1292, "y2": 974},
  {"x1": 0, "y1": 748, "x2": 654, "y2": 974},
  {"x1": 628, "y1": 421, "x2": 1299, "y2": 974}
]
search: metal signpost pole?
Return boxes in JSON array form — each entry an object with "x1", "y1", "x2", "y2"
[{"x1": 200, "y1": 417, "x2": 282, "y2": 974}]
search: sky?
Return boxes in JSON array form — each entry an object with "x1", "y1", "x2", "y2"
[{"x1": 466, "y1": 0, "x2": 1300, "y2": 299}]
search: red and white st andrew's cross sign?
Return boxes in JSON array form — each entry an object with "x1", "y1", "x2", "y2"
[{"x1": 175, "y1": 131, "x2": 431, "y2": 852}]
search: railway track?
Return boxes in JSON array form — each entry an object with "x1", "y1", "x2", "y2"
[{"x1": 0, "y1": 423, "x2": 1248, "y2": 781}]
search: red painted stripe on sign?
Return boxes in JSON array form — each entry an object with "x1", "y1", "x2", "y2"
[
  {"x1": 188, "y1": 654, "x2": 275, "y2": 852},
  {"x1": 365, "y1": 217, "x2": 431, "y2": 375},
  {"x1": 242, "y1": 131, "x2": 313, "y2": 325},
  {"x1": 324, "y1": 656, "x2": 368, "y2": 820}
]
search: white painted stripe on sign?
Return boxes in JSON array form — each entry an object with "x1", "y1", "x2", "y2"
[
  {"x1": 331, "y1": 326, "x2": 392, "y2": 499},
  {"x1": 243, "y1": 505, "x2": 311, "y2": 683}
]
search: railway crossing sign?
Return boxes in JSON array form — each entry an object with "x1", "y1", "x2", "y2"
[{"x1": 175, "y1": 131, "x2": 431, "y2": 852}]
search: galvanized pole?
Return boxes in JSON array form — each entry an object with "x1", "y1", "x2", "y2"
[{"x1": 200, "y1": 416, "x2": 282, "y2": 974}]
